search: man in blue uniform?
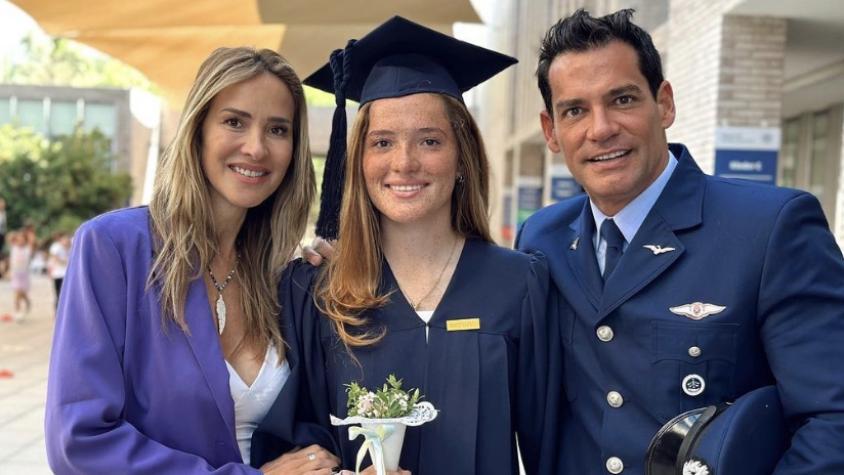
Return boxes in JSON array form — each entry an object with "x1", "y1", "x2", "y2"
[{"x1": 516, "y1": 9, "x2": 844, "y2": 475}]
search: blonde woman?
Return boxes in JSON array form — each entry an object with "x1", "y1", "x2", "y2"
[
  {"x1": 46, "y1": 47, "x2": 338, "y2": 474},
  {"x1": 253, "y1": 18, "x2": 558, "y2": 475}
]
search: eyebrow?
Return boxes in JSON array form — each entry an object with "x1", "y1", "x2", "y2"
[
  {"x1": 607, "y1": 84, "x2": 643, "y2": 98},
  {"x1": 367, "y1": 129, "x2": 396, "y2": 137},
  {"x1": 417, "y1": 127, "x2": 447, "y2": 135},
  {"x1": 554, "y1": 84, "x2": 644, "y2": 112},
  {"x1": 554, "y1": 98, "x2": 585, "y2": 112},
  {"x1": 220, "y1": 107, "x2": 291, "y2": 124},
  {"x1": 368, "y1": 127, "x2": 447, "y2": 136}
]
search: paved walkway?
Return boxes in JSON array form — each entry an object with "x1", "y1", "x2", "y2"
[{"x1": 0, "y1": 273, "x2": 55, "y2": 475}]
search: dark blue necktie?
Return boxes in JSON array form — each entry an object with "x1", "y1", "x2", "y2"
[{"x1": 601, "y1": 218, "x2": 625, "y2": 280}]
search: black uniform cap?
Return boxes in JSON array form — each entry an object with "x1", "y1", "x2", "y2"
[{"x1": 304, "y1": 15, "x2": 517, "y2": 239}]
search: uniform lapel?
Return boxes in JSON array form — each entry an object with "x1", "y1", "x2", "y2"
[
  {"x1": 566, "y1": 202, "x2": 604, "y2": 311},
  {"x1": 595, "y1": 145, "x2": 705, "y2": 323},
  {"x1": 533, "y1": 196, "x2": 602, "y2": 312},
  {"x1": 598, "y1": 213, "x2": 684, "y2": 320}
]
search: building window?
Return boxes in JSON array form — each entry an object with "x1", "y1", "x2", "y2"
[
  {"x1": 779, "y1": 106, "x2": 843, "y2": 228},
  {"x1": 18, "y1": 99, "x2": 46, "y2": 134},
  {"x1": 808, "y1": 111, "x2": 829, "y2": 200},
  {"x1": 84, "y1": 103, "x2": 117, "y2": 138},
  {"x1": 0, "y1": 98, "x2": 10, "y2": 125},
  {"x1": 50, "y1": 100, "x2": 79, "y2": 137},
  {"x1": 779, "y1": 118, "x2": 799, "y2": 188}
]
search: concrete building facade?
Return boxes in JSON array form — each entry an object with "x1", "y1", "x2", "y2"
[{"x1": 478, "y1": 0, "x2": 844, "y2": 250}]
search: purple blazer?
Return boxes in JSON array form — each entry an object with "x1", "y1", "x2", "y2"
[{"x1": 45, "y1": 207, "x2": 261, "y2": 474}]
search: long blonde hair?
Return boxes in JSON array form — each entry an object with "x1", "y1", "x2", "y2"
[
  {"x1": 148, "y1": 47, "x2": 314, "y2": 354},
  {"x1": 316, "y1": 94, "x2": 491, "y2": 347}
]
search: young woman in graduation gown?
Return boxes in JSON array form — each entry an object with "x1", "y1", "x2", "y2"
[
  {"x1": 45, "y1": 47, "x2": 339, "y2": 474},
  {"x1": 251, "y1": 17, "x2": 558, "y2": 475}
]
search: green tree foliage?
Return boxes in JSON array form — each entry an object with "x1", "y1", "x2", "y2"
[
  {"x1": 1, "y1": 34, "x2": 156, "y2": 92},
  {"x1": 0, "y1": 125, "x2": 132, "y2": 237},
  {"x1": 0, "y1": 123, "x2": 44, "y2": 162}
]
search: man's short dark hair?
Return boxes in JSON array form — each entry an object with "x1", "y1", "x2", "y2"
[{"x1": 536, "y1": 9, "x2": 664, "y2": 114}]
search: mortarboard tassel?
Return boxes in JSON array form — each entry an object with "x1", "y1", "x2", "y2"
[{"x1": 315, "y1": 40, "x2": 356, "y2": 240}]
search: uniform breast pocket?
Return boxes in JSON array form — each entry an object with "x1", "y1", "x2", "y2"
[{"x1": 650, "y1": 321, "x2": 739, "y2": 422}]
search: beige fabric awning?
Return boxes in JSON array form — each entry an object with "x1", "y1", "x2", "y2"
[{"x1": 11, "y1": 0, "x2": 480, "y2": 104}]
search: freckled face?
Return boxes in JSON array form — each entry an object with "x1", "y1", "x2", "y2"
[
  {"x1": 363, "y1": 93, "x2": 459, "y2": 226},
  {"x1": 540, "y1": 41, "x2": 675, "y2": 215},
  {"x1": 200, "y1": 72, "x2": 296, "y2": 214}
]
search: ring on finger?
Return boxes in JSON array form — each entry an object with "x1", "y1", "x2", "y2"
[{"x1": 307, "y1": 452, "x2": 317, "y2": 461}]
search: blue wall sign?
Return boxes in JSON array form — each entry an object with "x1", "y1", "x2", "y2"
[
  {"x1": 550, "y1": 176, "x2": 582, "y2": 201},
  {"x1": 714, "y1": 127, "x2": 780, "y2": 185},
  {"x1": 516, "y1": 177, "x2": 543, "y2": 227}
]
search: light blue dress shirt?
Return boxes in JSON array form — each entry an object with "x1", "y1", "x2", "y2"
[{"x1": 592, "y1": 151, "x2": 678, "y2": 274}]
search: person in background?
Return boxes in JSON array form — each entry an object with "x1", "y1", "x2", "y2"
[
  {"x1": 0, "y1": 198, "x2": 7, "y2": 277},
  {"x1": 45, "y1": 46, "x2": 338, "y2": 474},
  {"x1": 8, "y1": 230, "x2": 32, "y2": 322},
  {"x1": 48, "y1": 232, "x2": 71, "y2": 310}
]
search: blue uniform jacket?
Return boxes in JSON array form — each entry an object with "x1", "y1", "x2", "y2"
[
  {"x1": 516, "y1": 144, "x2": 844, "y2": 475},
  {"x1": 45, "y1": 207, "x2": 260, "y2": 474},
  {"x1": 252, "y1": 240, "x2": 559, "y2": 474}
]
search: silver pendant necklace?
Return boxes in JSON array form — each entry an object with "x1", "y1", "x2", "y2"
[{"x1": 208, "y1": 256, "x2": 238, "y2": 335}]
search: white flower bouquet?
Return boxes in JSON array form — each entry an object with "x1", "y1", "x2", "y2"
[{"x1": 331, "y1": 374, "x2": 437, "y2": 475}]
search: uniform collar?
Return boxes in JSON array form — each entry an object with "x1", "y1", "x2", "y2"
[{"x1": 590, "y1": 150, "x2": 678, "y2": 245}]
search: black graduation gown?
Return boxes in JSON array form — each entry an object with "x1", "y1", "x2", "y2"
[{"x1": 252, "y1": 239, "x2": 556, "y2": 474}]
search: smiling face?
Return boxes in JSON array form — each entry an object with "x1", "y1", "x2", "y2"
[
  {"x1": 362, "y1": 93, "x2": 459, "y2": 227},
  {"x1": 200, "y1": 72, "x2": 296, "y2": 216},
  {"x1": 540, "y1": 40, "x2": 675, "y2": 216}
]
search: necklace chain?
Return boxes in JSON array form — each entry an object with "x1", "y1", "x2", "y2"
[
  {"x1": 208, "y1": 258, "x2": 238, "y2": 293},
  {"x1": 401, "y1": 238, "x2": 461, "y2": 311},
  {"x1": 208, "y1": 255, "x2": 238, "y2": 335}
]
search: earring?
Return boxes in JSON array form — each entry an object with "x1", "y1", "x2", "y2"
[{"x1": 456, "y1": 174, "x2": 465, "y2": 184}]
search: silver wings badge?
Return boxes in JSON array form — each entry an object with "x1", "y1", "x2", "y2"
[
  {"x1": 570, "y1": 237, "x2": 580, "y2": 250},
  {"x1": 670, "y1": 302, "x2": 726, "y2": 320},
  {"x1": 643, "y1": 244, "x2": 676, "y2": 255}
]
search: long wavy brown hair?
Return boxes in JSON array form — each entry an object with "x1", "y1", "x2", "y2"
[
  {"x1": 316, "y1": 94, "x2": 491, "y2": 348},
  {"x1": 148, "y1": 47, "x2": 314, "y2": 355}
]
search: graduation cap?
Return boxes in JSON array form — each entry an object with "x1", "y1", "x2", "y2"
[
  {"x1": 646, "y1": 385, "x2": 789, "y2": 475},
  {"x1": 304, "y1": 15, "x2": 517, "y2": 239}
]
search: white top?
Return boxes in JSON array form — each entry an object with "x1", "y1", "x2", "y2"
[
  {"x1": 226, "y1": 344, "x2": 290, "y2": 465},
  {"x1": 49, "y1": 241, "x2": 69, "y2": 279},
  {"x1": 416, "y1": 310, "x2": 435, "y2": 341},
  {"x1": 9, "y1": 244, "x2": 31, "y2": 273}
]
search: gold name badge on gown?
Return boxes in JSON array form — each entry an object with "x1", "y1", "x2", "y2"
[{"x1": 446, "y1": 318, "x2": 481, "y2": 331}]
